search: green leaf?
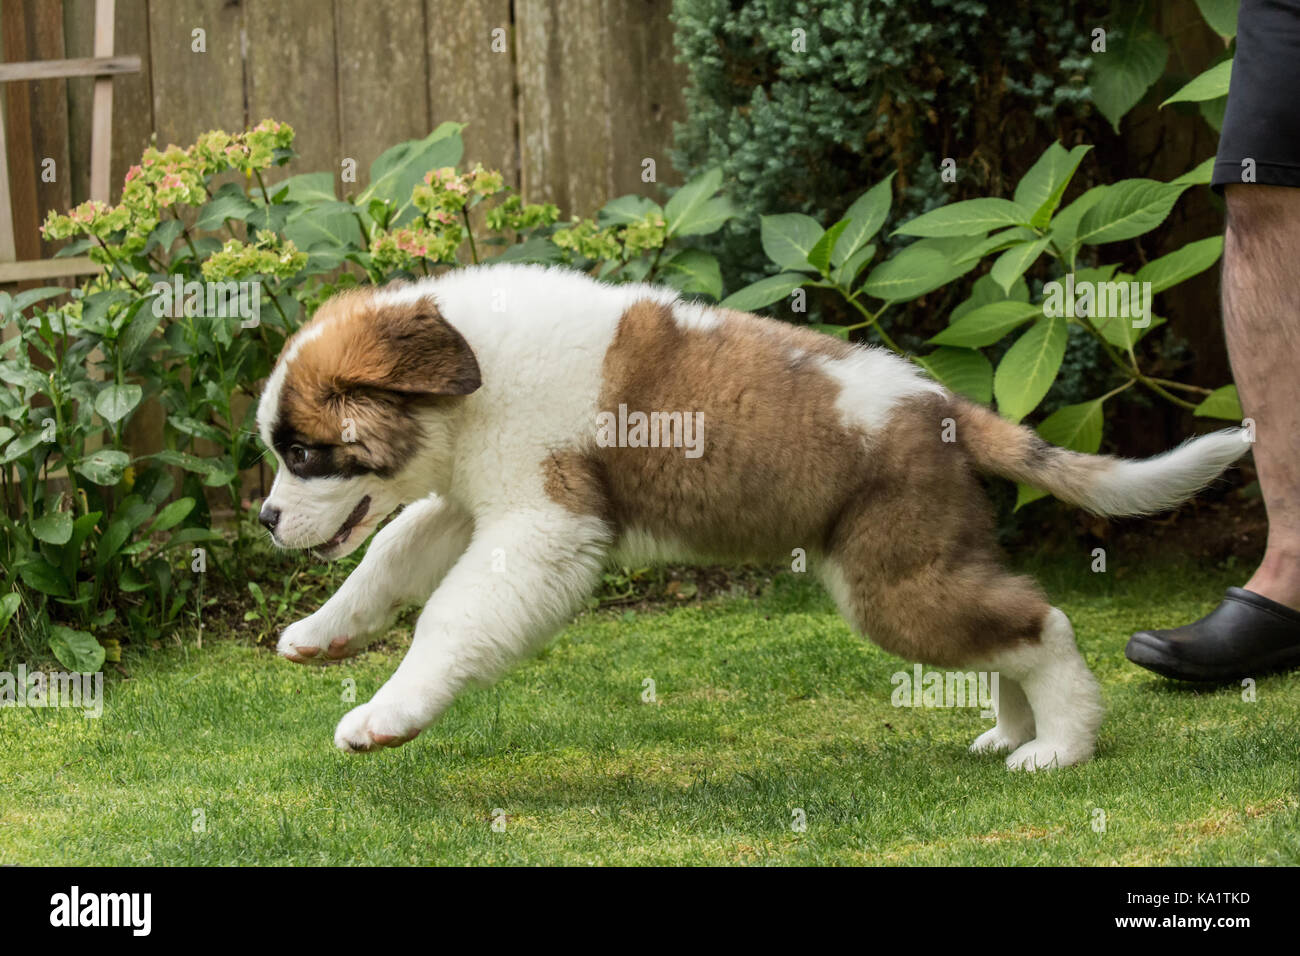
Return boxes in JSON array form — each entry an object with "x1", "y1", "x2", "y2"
[
  {"x1": 1135, "y1": 235, "x2": 1223, "y2": 293},
  {"x1": 195, "y1": 183, "x2": 257, "y2": 231},
  {"x1": 993, "y1": 318, "x2": 1068, "y2": 423},
  {"x1": 148, "y1": 497, "x2": 196, "y2": 535},
  {"x1": 665, "y1": 168, "x2": 723, "y2": 236},
  {"x1": 359, "y1": 122, "x2": 464, "y2": 223},
  {"x1": 13, "y1": 286, "x2": 68, "y2": 314},
  {"x1": 989, "y1": 237, "x2": 1051, "y2": 294},
  {"x1": 75, "y1": 449, "x2": 131, "y2": 486},
  {"x1": 916, "y1": 348, "x2": 992, "y2": 403},
  {"x1": 1162, "y1": 59, "x2": 1233, "y2": 107},
  {"x1": 672, "y1": 196, "x2": 736, "y2": 238},
  {"x1": 599, "y1": 194, "x2": 662, "y2": 226},
  {"x1": 18, "y1": 559, "x2": 70, "y2": 597},
  {"x1": 1075, "y1": 179, "x2": 1190, "y2": 245},
  {"x1": 719, "y1": 273, "x2": 808, "y2": 311},
  {"x1": 832, "y1": 243, "x2": 876, "y2": 288},
  {"x1": 276, "y1": 171, "x2": 338, "y2": 204},
  {"x1": 760, "y1": 214, "x2": 825, "y2": 272},
  {"x1": 807, "y1": 220, "x2": 850, "y2": 274},
  {"x1": 1172, "y1": 157, "x2": 1217, "y2": 186},
  {"x1": 2, "y1": 430, "x2": 50, "y2": 465},
  {"x1": 1194, "y1": 0, "x2": 1239, "y2": 36},
  {"x1": 284, "y1": 202, "x2": 364, "y2": 252},
  {"x1": 953, "y1": 226, "x2": 1038, "y2": 264},
  {"x1": 94, "y1": 383, "x2": 143, "y2": 425},
  {"x1": 833, "y1": 173, "x2": 895, "y2": 266},
  {"x1": 118, "y1": 295, "x2": 165, "y2": 365},
  {"x1": 660, "y1": 249, "x2": 723, "y2": 300},
  {"x1": 1195, "y1": 384, "x2": 1244, "y2": 420},
  {"x1": 1091, "y1": 27, "x2": 1169, "y2": 131},
  {"x1": 860, "y1": 244, "x2": 952, "y2": 302},
  {"x1": 48, "y1": 625, "x2": 105, "y2": 673},
  {"x1": 0, "y1": 592, "x2": 21, "y2": 634},
  {"x1": 929, "y1": 301, "x2": 1042, "y2": 348},
  {"x1": 31, "y1": 511, "x2": 74, "y2": 545},
  {"x1": 894, "y1": 198, "x2": 1031, "y2": 238},
  {"x1": 1039, "y1": 399, "x2": 1105, "y2": 454},
  {"x1": 1014, "y1": 143, "x2": 1093, "y2": 228}
]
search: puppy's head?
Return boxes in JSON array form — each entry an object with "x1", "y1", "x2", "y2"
[{"x1": 255, "y1": 287, "x2": 479, "y2": 558}]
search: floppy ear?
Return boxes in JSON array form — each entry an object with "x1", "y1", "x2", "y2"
[{"x1": 348, "y1": 302, "x2": 481, "y2": 398}]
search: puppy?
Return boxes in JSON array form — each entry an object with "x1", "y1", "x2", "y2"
[{"x1": 256, "y1": 263, "x2": 1247, "y2": 767}]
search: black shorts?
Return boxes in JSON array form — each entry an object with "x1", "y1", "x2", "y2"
[{"x1": 1212, "y1": 0, "x2": 1300, "y2": 191}]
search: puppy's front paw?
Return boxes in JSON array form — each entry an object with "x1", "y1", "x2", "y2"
[
  {"x1": 277, "y1": 613, "x2": 362, "y2": 664},
  {"x1": 1005, "y1": 738, "x2": 1093, "y2": 771},
  {"x1": 334, "y1": 700, "x2": 424, "y2": 753}
]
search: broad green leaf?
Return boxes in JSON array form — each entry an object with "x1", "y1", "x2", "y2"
[
  {"x1": 2, "y1": 431, "x2": 50, "y2": 465},
  {"x1": 48, "y1": 625, "x2": 105, "y2": 673},
  {"x1": 990, "y1": 237, "x2": 1051, "y2": 294},
  {"x1": 284, "y1": 202, "x2": 364, "y2": 251},
  {"x1": 832, "y1": 243, "x2": 876, "y2": 287},
  {"x1": 359, "y1": 122, "x2": 464, "y2": 223},
  {"x1": 894, "y1": 198, "x2": 1031, "y2": 238},
  {"x1": 1173, "y1": 157, "x2": 1216, "y2": 186},
  {"x1": 1014, "y1": 143, "x2": 1093, "y2": 228},
  {"x1": 1048, "y1": 185, "x2": 1108, "y2": 256},
  {"x1": 0, "y1": 592, "x2": 21, "y2": 633},
  {"x1": 1075, "y1": 179, "x2": 1190, "y2": 245},
  {"x1": 719, "y1": 273, "x2": 807, "y2": 311},
  {"x1": 660, "y1": 249, "x2": 723, "y2": 300},
  {"x1": 31, "y1": 511, "x2": 74, "y2": 545},
  {"x1": 954, "y1": 226, "x2": 1037, "y2": 264},
  {"x1": 665, "y1": 168, "x2": 723, "y2": 236},
  {"x1": 12, "y1": 287, "x2": 68, "y2": 315},
  {"x1": 118, "y1": 295, "x2": 164, "y2": 365},
  {"x1": 94, "y1": 384, "x2": 143, "y2": 425},
  {"x1": 915, "y1": 348, "x2": 992, "y2": 403},
  {"x1": 599, "y1": 194, "x2": 661, "y2": 226},
  {"x1": 807, "y1": 220, "x2": 850, "y2": 274},
  {"x1": 860, "y1": 237, "x2": 979, "y2": 302},
  {"x1": 148, "y1": 449, "x2": 223, "y2": 475},
  {"x1": 760, "y1": 214, "x2": 825, "y2": 272},
  {"x1": 195, "y1": 183, "x2": 257, "y2": 231},
  {"x1": 148, "y1": 497, "x2": 196, "y2": 535},
  {"x1": 75, "y1": 449, "x2": 130, "y2": 486},
  {"x1": 1194, "y1": 0, "x2": 1239, "y2": 36},
  {"x1": 993, "y1": 318, "x2": 1068, "y2": 423},
  {"x1": 1092, "y1": 27, "x2": 1169, "y2": 131},
  {"x1": 18, "y1": 560, "x2": 70, "y2": 597},
  {"x1": 1162, "y1": 59, "x2": 1233, "y2": 107},
  {"x1": 1200, "y1": 95, "x2": 1228, "y2": 133},
  {"x1": 833, "y1": 173, "x2": 894, "y2": 266},
  {"x1": 929, "y1": 301, "x2": 1042, "y2": 348},
  {"x1": 1135, "y1": 235, "x2": 1223, "y2": 293},
  {"x1": 277, "y1": 171, "x2": 337, "y2": 204},
  {"x1": 1195, "y1": 384, "x2": 1244, "y2": 420},
  {"x1": 673, "y1": 196, "x2": 735, "y2": 237}
]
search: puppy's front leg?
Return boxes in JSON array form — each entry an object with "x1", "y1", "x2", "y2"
[
  {"x1": 277, "y1": 495, "x2": 473, "y2": 662},
  {"x1": 334, "y1": 508, "x2": 610, "y2": 752}
]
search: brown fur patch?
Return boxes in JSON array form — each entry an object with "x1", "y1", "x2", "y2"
[
  {"x1": 543, "y1": 299, "x2": 1048, "y2": 663},
  {"x1": 273, "y1": 288, "x2": 479, "y2": 475}
]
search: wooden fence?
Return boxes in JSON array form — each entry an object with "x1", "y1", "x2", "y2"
[{"x1": 2, "y1": 0, "x2": 686, "y2": 267}]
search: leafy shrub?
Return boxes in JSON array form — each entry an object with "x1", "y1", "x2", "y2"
[{"x1": 2, "y1": 121, "x2": 733, "y2": 670}]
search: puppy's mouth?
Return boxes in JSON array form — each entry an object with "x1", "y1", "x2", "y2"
[{"x1": 312, "y1": 495, "x2": 370, "y2": 557}]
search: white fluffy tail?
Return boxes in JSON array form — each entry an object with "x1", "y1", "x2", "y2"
[{"x1": 955, "y1": 400, "x2": 1250, "y2": 517}]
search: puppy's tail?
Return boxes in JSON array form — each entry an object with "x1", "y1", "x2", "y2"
[{"x1": 952, "y1": 399, "x2": 1249, "y2": 517}]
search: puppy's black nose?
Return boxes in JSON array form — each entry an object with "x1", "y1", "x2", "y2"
[{"x1": 259, "y1": 503, "x2": 281, "y2": 532}]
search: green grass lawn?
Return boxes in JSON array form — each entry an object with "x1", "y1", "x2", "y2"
[{"x1": 2, "y1": 557, "x2": 1297, "y2": 865}]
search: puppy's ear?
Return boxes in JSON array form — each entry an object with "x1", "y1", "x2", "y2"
[{"x1": 349, "y1": 301, "x2": 481, "y2": 398}]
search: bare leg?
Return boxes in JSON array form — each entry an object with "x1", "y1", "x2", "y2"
[{"x1": 1222, "y1": 185, "x2": 1300, "y2": 611}]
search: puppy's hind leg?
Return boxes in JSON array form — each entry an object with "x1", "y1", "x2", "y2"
[
  {"x1": 969, "y1": 676, "x2": 1035, "y2": 755},
  {"x1": 981, "y1": 608, "x2": 1102, "y2": 771},
  {"x1": 277, "y1": 495, "x2": 473, "y2": 663}
]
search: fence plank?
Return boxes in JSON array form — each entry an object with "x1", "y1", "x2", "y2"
[
  {"x1": 602, "y1": 0, "x2": 684, "y2": 196},
  {"x1": 336, "y1": 0, "x2": 428, "y2": 194},
  {"x1": 148, "y1": 0, "x2": 243, "y2": 151},
  {"x1": 425, "y1": 0, "x2": 516, "y2": 186},
  {"x1": 244, "y1": 0, "x2": 340, "y2": 187}
]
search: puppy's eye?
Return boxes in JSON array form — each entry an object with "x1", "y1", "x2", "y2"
[{"x1": 288, "y1": 444, "x2": 312, "y2": 467}]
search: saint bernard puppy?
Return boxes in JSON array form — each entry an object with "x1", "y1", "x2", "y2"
[{"x1": 256, "y1": 263, "x2": 1247, "y2": 768}]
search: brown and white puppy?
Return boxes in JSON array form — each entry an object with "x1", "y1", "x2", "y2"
[{"x1": 256, "y1": 263, "x2": 1248, "y2": 766}]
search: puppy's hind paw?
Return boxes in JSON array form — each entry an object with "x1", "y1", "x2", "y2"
[{"x1": 969, "y1": 724, "x2": 1031, "y2": 755}]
